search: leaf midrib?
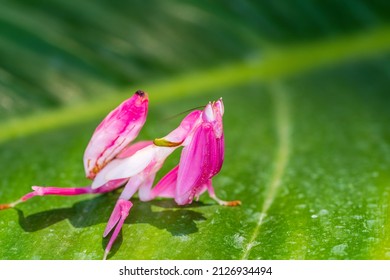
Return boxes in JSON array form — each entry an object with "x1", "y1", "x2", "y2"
[{"x1": 1, "y1": 25, "x2": 390, "y2": 144}]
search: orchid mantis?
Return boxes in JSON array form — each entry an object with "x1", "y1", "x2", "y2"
[{"x1": 0, "y1": 90, "x2": 240, "y2": 259}]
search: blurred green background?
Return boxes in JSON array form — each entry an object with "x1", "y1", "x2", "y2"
[{"x1": 0, "y1": 0, "x2": 390, "y2": 260}]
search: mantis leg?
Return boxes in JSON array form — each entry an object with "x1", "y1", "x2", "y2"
[
  {"x1": 102, "y1": 198, "x2": 132, "y2": 260},
  {"x1": 102, "y1": 172, "x2": 159, "y2": 259},
  {"x1": 102, "y1": 174, "x2": 146, "y2": 259},
  {"x1": 0, "y1": 179, "x2": 127, "y2": 210},
  {"x1": 206, "y1": 180, "x2": 241, "y2": 206}
]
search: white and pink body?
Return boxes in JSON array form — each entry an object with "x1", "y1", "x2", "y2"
[{"x1": 0, "y1": 92, "x2": 240, "y2": 259}]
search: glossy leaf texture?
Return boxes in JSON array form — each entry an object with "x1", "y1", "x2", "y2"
[{"x1": 0, "y1": 0, "x2": 390, "y2": 260}]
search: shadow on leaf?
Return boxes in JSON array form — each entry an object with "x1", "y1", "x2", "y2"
[{"x1": 15, "y1": 194, "x2": 207, "y2": 258}]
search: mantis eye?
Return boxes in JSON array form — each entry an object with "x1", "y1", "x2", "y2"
[
  {"x1": 135, "y1": 90, "x2": 145, "y2": 97},
  {"x1": 203, "y1": 103, "x2": 215, "y2": 122},
  {"x1": 216, "y1": 98, "x2": 224, "y2": 115}
]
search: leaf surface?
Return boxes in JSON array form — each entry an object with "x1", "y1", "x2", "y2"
[{"x1": 0, "y1": 1, "x2": 389, "y2": 260}]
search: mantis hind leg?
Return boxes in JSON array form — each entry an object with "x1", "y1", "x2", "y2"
[{"x1": 0, "y1": 179, "x2": 127, "y2": 210}]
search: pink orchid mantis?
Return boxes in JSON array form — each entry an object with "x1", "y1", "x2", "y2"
[
  {"x1": 152, "y1": 99, "x2": 241, "y2": 207},
  {"x1": 0, "y1": 90, "x2": 149, "y2": 209},
  {"x1": 0, "y1": 92, "x2": 240, "y2": 259}
]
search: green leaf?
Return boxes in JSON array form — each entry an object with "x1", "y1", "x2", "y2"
[{"x1": 1, "y1": 1, "x2": 390, "y2": 260}]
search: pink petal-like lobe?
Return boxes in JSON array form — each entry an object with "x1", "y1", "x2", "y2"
[
  {"x1": 173, "y1": 99, "x2": 225, "y2": 205},
  {"x1": 175, "y1": 123, "x2": 221, "y2": 205},
  {"x1": 84, "y1": 91, "x2": 148, "y2": 179},
  {"x1": 116, "y1": 141, "x2": 153, "y2": 159},
  {"x1": 150, "y1": 98, "x2": 226, "y2": 205},
  {"x1": 150, "y1": 165, "x2": 179, "y2": 199}
]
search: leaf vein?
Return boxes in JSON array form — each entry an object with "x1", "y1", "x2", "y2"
[{"x1": 241, "y1": 83, "x2": 291, "y2": 259}]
